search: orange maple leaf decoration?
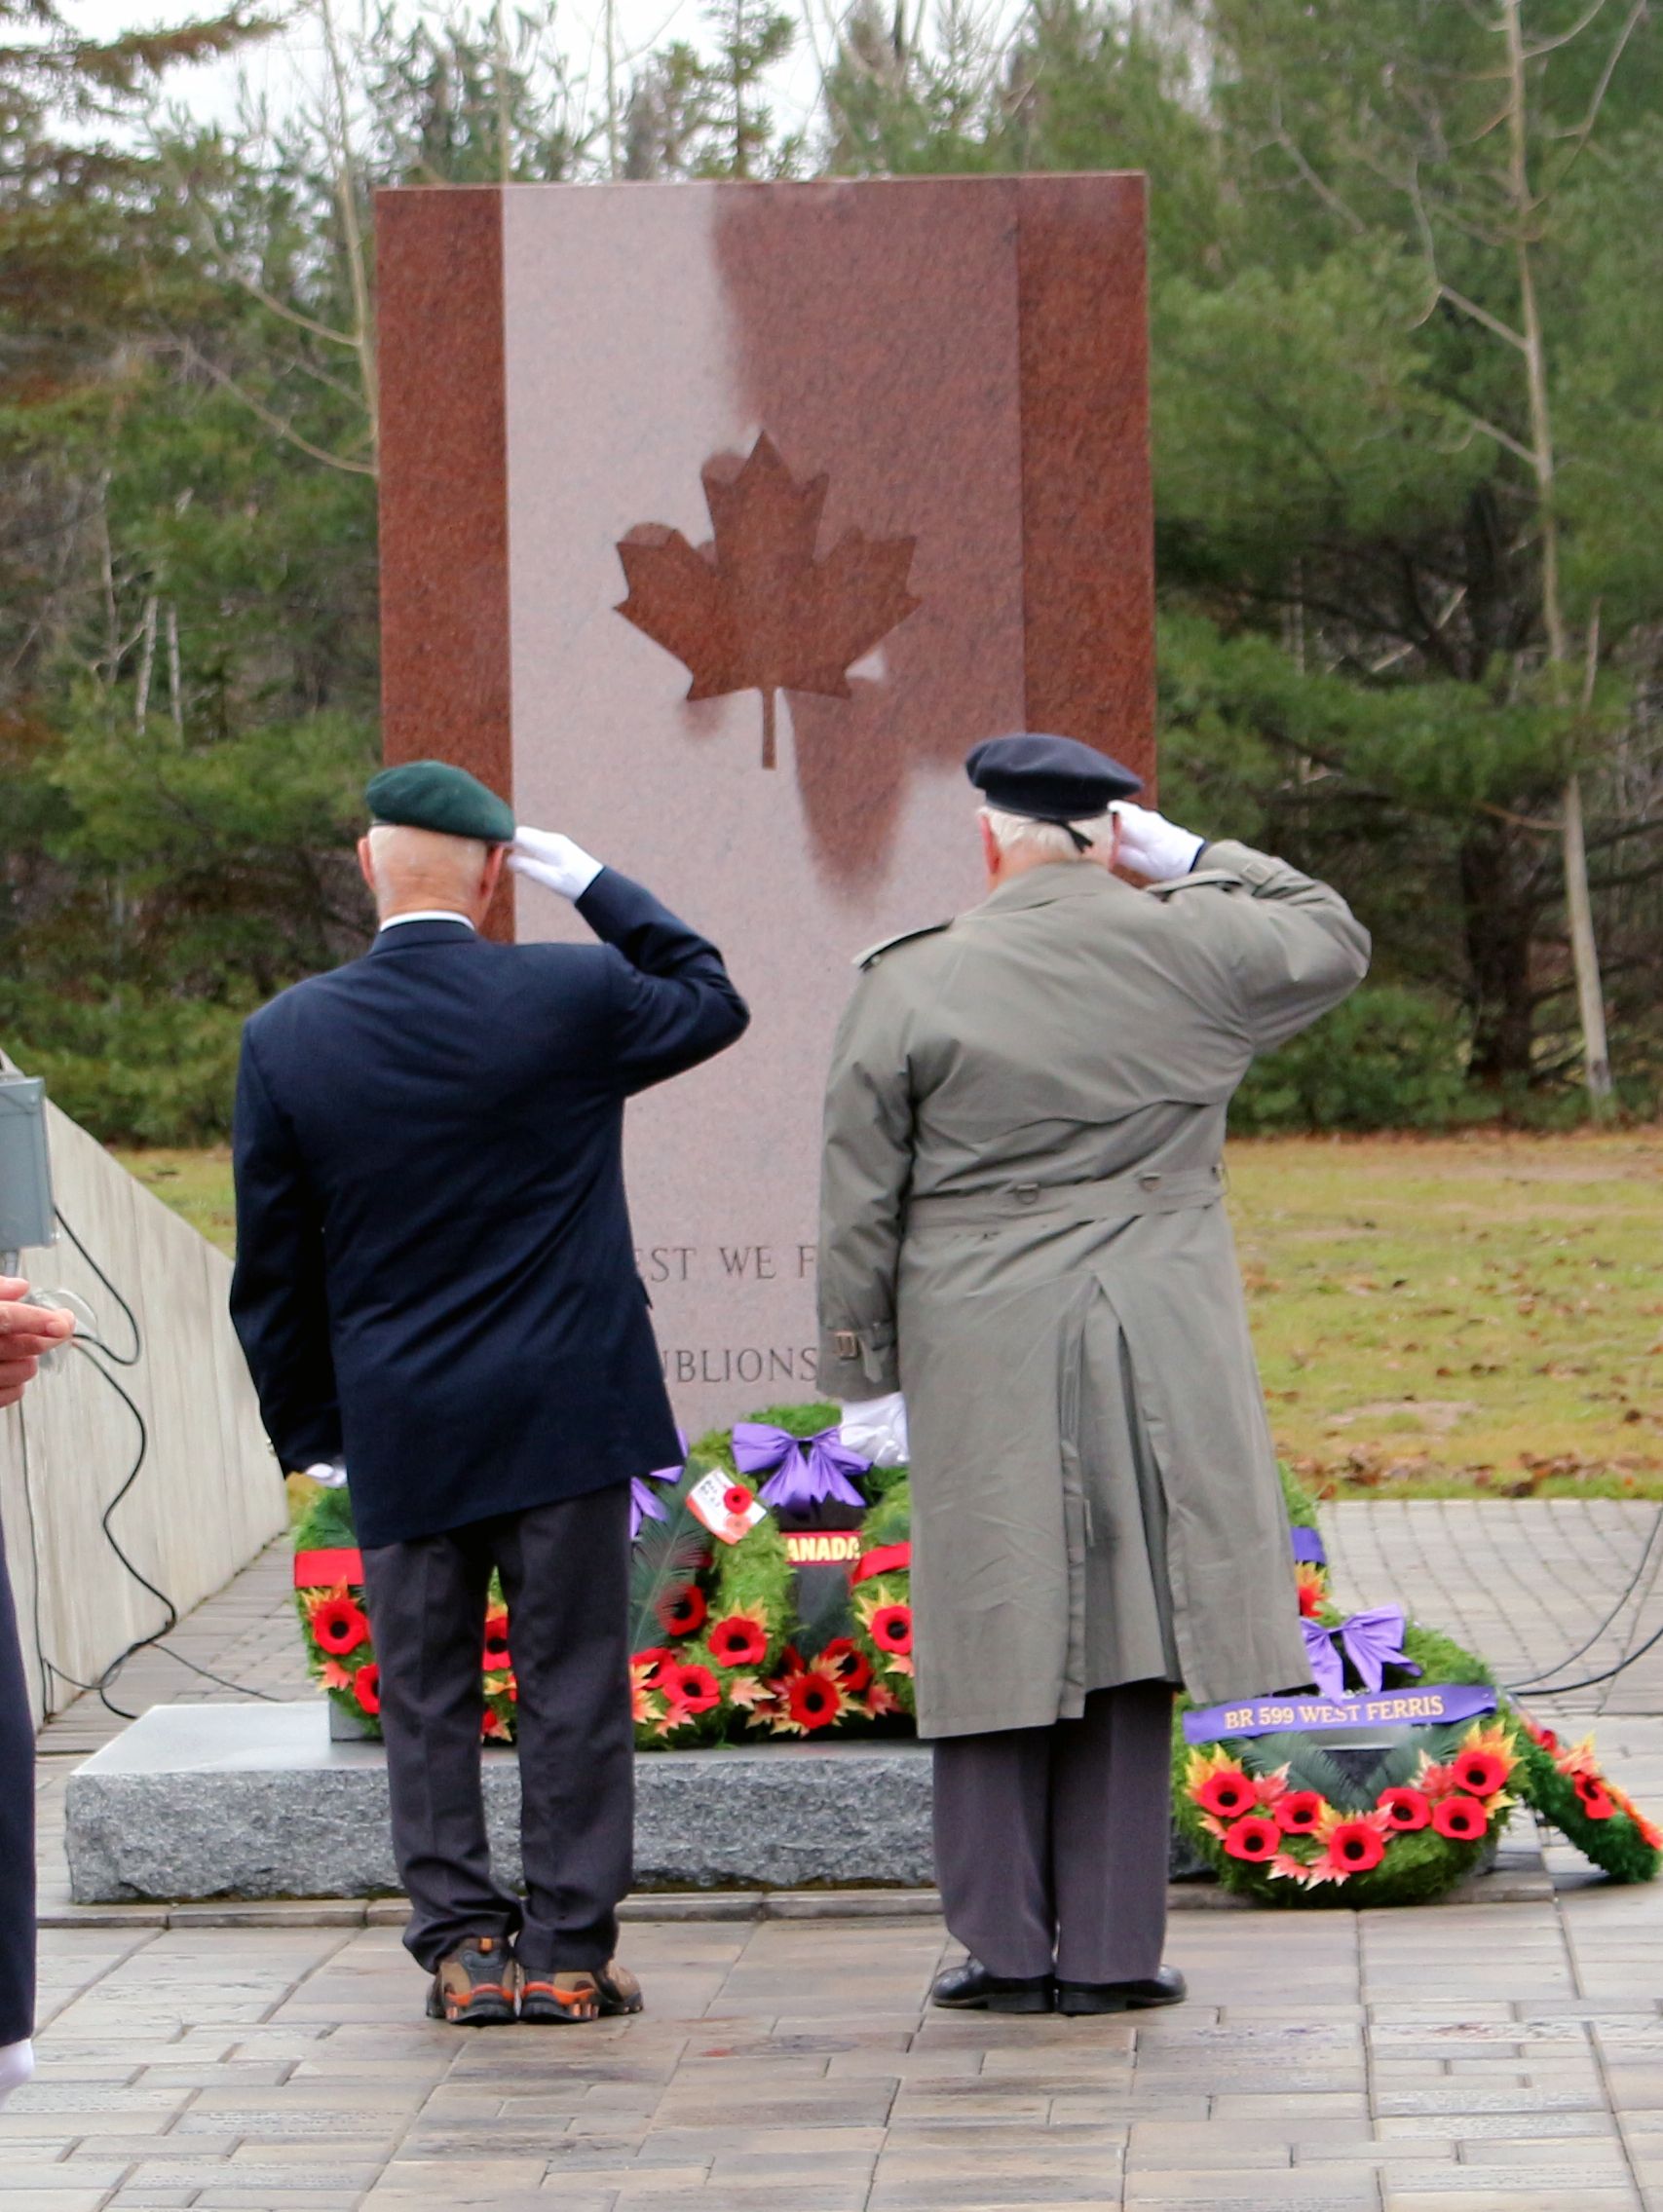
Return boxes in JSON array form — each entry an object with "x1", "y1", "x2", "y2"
[{"x1": 615, "y1": 432, "x2": 921, "y2": 769}]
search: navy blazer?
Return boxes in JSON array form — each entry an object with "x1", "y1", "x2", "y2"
[{"x1": 229, "y1": 869, "x2": 749, "y2": 1548}]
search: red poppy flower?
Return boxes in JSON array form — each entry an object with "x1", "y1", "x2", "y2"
[
  {"x1": 482, "y1": 1610, "x2": 512, "y2": 1673},
  {"x1": 724, "y1": 1483, "x2": 754, "y2": 1517},
  {"x1": 311, "y1": 1594, "x2": 370, "y2": 1658},
  {"x1": 1453, "y1": 1749, "x2": 1507, "y2": 1799},
  {"x1": 1195, "y1": 1767, "x2": 1256, "y2": 1821},
  {"x1": 820, "y1": 1637, "x2": 874, "y2": 1694},
  {"x1": 1578, "y1": 1785, "x2": 1615, "y2": 1820},
  {"x1": 869, "y1": 1604, "x2": 913, "y2": 1657},
  {"x1": 1223, "y1": 1815, "x2": 1281, "y2": 1862},
  {"x1": 1296, "y1": 1561, "x2": 1327, "y2": 1619},
  {"x1": 1275, "y1": 1791, "x2": 1325, "y2": 1835},
  {"x1": 1430, "y1": 1794, "x2": 1487, "y2": 1841},
  {"x1": 632, "y1": 1646, "x2": 668, "y2": 1680},
  {"x1": 1379, "y1": 1786, "x2": 1432, "y2": 1832},
  {"x1": 660, "y1": 1661, "x2": 721, "y2": 1714},
  {"x1": 785, "y1": 1669, "x2": 844, "y2": 1731},
  {"x1": 1327, "y1": 1818, "x2": 1387, "y2": 1872},
  {"x1": 708, "y1": 1613, "x2": 769, "y2": 1668},
  {"x1": 354, "y1": 1662, "x2": 382, "y2": 1716},
  {"x1": 659, "y1": 1584, "x2": 708, "y2": 1637}
]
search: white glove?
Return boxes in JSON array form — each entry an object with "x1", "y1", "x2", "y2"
[
  {"x1": 1111, "y1": 802, "x2": 1205, "y2": 882},
  {"x1": 509, "y1": 824, "x2": 604, "y2": 900},
  {"x1": 841, "y1": 1393, "x2": 910, "y2": 1468},
  {"x1": 302, "y1": 1459, "x2": 349, "y2": 1489}
]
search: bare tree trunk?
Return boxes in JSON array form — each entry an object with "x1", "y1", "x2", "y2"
[
  {"x1": 318, "y1": 0, "x2": 380, "y2": 467},
  {"x1": 604, "y1": 0, "x2": 621, "y2": 174},
  {"x1": 134, "y1": 595, "x2": 157, "y2": 731},
  {"x1": 1502, "y1": 0, "x2": 1611, "y2": 1107},
  {"x1": 493, "y1": 1, "x2": 513, "y2": 182},
  {"x1": 166, "y1": 604, "x2": 183, "y2": 734}
]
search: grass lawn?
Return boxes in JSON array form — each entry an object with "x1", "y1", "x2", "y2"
[
  {"x1": 115, "y1": 1129, "x2": 1663, "y2": 1501},
  {"x1": 114, "y1": 1144, "x2": 238, "y2": 1258}
]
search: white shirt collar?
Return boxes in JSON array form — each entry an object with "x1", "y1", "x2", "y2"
[{"x1": 377, "y1": 910, "x2": 476, "y2": 932}]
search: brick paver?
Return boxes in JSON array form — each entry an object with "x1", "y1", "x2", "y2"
[{"x1": 5, "y1": 1894, "x2": 1663, "y2": 2211}]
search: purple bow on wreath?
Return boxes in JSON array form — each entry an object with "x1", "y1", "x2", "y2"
[
  {"x1": 630, "y1": 1431, "x2": 688, "y2": 1541},
  {"x1": 1302, "y1": 1607, "x2": 1420, "y2": 1701},
  {"x1": 731, "y1": 1423, "x2": 871, "y2": 1512}
]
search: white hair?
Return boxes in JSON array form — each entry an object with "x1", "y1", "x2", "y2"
[{"x1": 980, "y1": 806, "x2": 1117, "y2": 864}]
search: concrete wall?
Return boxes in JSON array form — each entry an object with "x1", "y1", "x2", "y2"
[{"x1": 0, "y1": 1081, "x2": 283, "y2": 1725}]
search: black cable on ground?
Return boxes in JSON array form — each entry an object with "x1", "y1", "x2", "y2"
[
  {"x1": 1504, "y1": 1500, "x2": 1663, "y2": 1694},
  {"x1": 1505, "y1": 1616, "x2": 1663, "y2": 1700}
]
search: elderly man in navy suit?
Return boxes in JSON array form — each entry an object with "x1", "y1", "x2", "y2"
[{"x1": 231, "y1": 762, "x2": 748, "y2": 2026}]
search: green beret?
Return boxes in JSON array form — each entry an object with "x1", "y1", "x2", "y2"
[{"x1": 365, "y1": 761, "x2": 514, "y2": 844}]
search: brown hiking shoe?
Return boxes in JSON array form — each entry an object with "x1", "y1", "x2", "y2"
[
  {"x1": 519, "y1": 1957, "x2": 643, "y2": 2025},
  {"x1": 425, "y1": 1935, "x2": 520, "y2": 2025}
]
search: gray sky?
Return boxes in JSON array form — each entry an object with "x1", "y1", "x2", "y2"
[{"x1": 60, "y1": 0, "x2": 892, "y2": 161}]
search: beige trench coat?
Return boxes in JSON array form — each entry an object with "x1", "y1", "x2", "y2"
[{"x1": 817, "y1": 841, "x2": 1370, "y2": 1738}]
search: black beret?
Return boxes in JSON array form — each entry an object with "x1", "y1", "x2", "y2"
[
  {"x1": 965, "y1": 732, "x2": 1142, "y2": 821},
  {"x1": 365, "y1": 761, "x2": 514, "y2": 844}
]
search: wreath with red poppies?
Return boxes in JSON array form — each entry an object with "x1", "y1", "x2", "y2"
[
  {"x1": 628, "y1": 1406, "x2": 915, "y2": 1746},
  {"x1": 1513, "y1": 1715, "x2": 1663, "y2": 1884},
  {"x1": 293, "y1": 1402, "x2": 915, "y2": 1748},
  {"x1": 1178, "y1": 1492, "x2": 1662, "y2": 1903},
  {"x1": 1177, "y1": 1703, "x2": 1525, "y2": 1908}
]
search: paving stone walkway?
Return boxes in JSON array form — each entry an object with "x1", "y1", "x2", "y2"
[
  {"x1": 9, "y1": 1888, "x2": 1663, "y2": 2211},
  {"x1": 17, "y1": 1498, "x2": 1663, "y2": 2209}
]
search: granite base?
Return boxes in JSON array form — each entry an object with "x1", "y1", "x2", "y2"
[{"x1": 65, "y1": 1701, "x2": 1213, "y2": 1903}]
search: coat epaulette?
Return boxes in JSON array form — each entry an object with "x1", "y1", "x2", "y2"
[
  {"x1": 854, "y1": 919, "x2": 954, "y2": 969},
  {"x1": 1147, "y1": 867, "x2": 1241, "y2": 901}
]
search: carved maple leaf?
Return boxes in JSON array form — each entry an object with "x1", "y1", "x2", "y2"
[{"x1": 615, "y1": 432, "x2": 921, "y2": 769}]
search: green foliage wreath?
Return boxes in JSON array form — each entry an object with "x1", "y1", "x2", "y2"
[
  {"x1": 1172, "y1": 1619, "x2": 1519, "y2": 1909},
  {"x1": 630, "y1": 1403, "x2": 916, "y2": 1745},
  {"x1": 1512, "y1": 1716, "x2": 1663, "y2": 1885}
]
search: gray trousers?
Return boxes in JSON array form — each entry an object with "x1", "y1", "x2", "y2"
[
  {"x1": 931, "y1": 1679, "x2": 1173, "y2": 1984},
  {"x1": 360, "y1": 1485, "x2": 632, "y2": 1976}
]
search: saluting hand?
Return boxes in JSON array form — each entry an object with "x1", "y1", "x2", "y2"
[
  {"x1": 0, "y1": 1276, "x2": 75, "y2": 1410},
  {"x1": 1111, "y1": 803, "x2": 1206, "y2": 883},
  {"x1": 509, "y1": 825, "x2": 605, "y2": 901}
]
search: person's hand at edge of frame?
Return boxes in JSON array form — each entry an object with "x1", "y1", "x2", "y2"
[
  {"x1": 0, "y1": 1276, "x2": 75, "y2": 1410},
  {"x1": 509, "y1": 825, "x2": 604, "y2": 902}
]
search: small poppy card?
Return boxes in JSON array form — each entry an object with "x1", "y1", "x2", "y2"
[{"x1": 687, "y1": 1470, "x2": 767, "y2": 1546}]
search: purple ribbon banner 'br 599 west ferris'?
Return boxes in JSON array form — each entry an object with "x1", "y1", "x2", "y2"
[{"x1": 1183, "y1": 1681, "x2": 1498, "y2": 1746}]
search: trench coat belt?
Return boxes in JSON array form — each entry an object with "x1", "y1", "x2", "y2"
[{"x1": 904, "y1": 1161, "x2": 1226, "y2": 1231}]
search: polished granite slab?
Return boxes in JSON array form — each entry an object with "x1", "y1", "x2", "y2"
[
  {"x1": 64, "y1": 1702, "x2": 937, "y2": 1902},
  {"x1": 375, "y1": 176, "x2": 1155, "y2": 1437}
]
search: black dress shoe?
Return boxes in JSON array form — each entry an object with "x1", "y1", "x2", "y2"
[
  {"x1": 1056, "y1": 1965, "x2": 1186, "y2": 2016},
  {"x1": 931, "y1": 1959, "x2": 1055, "y2": 2013}
]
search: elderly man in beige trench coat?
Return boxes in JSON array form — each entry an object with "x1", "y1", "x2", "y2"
[{"x1": 818, "y1": 732, "x2": 1370, "y2": 2017}]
